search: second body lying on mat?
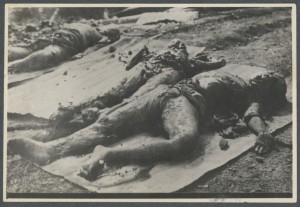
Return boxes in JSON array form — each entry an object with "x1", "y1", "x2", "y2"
[
  {"x1": 39, "y1": 39, "x2": 226, "y2": 140},
  {"x1": 8, "y1": 61, "x2": 287, "y2": 180},
  {"x1": 8, "y1": 23, "x2": 121, "y2": 73}
]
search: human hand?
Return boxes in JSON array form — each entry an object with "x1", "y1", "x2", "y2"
[
  {"x1": 71, "y1": 53, "x2": 83, "y2": 60},
  {"x1": 254, "y1": 131, "x2": 274, "y2": 155}
]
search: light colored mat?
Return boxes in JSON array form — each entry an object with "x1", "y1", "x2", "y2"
[{"x1": 42, "y1": 101, "x2": 292, "y2": 193}]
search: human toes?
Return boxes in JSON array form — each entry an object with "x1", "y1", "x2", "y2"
[{"x1": 78, "y1": 159, "x2": 106, "y2": 181}]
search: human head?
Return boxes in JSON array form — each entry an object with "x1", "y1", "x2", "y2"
[{"x1": 52, "y1": 29, "x2": 81, "y2": 51}]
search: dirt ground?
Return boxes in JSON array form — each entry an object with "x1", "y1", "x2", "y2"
[{"x1": 6, "y1": 7, "x2": 293, "y2": 194}]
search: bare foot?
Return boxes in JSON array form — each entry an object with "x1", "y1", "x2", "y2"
[
  {"x1": 78, "y1": 145, "x2": 109, "y2": 181},
  {"x1": 8, "y1": 138, "x2": 52, "y2": 165}
]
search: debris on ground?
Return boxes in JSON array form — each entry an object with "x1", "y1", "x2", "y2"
[
  {"x1": 6, "y1": 7, "x2": 292, "y2": 194},
  {"x1": 256, "y1": 156, "x2": 264, "y2": 163},
  {"x1": 125, "y1": 45, "x2": 150, "y2": 70},
  {"x1": 219, "y1": 138, "x2": 229, "y2": 150},
  {"x1": 136, "y1": 8, "x2": 199, "y2": 25}
]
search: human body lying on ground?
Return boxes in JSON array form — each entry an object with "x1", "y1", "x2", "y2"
[
  {"x1": 38, "y1": 40, "x2": 226, "y2": 141},
  {"x1": 8, "y1": 23, "x2": 121, "y2": 73},
  {"x1": 8, "y1": 59, "x2": 287, "y2": 181}
]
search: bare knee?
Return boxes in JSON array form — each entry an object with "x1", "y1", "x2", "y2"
[{"x1": 169, "y1": 129, "x2": 199, "y2": 157}]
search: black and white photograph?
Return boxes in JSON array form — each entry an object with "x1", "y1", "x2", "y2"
[{"x1": 3, "y1": 3, "x2": 297, "y2": 202}]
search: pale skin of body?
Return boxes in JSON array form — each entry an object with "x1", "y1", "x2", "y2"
[
  {"x1": 77, "y1": 69, "x2": 283, "y2": 180},
  {"x1": 7, "y1": 38, "x2": 286, "y2": 182},
  {"x1": 78, "y1": 108, "x2": 271, "y2": 180},
  {"x1": 7, "y1": 40, "x2": 226, "y2": 164},
  {"x1": 35, "y1": 40, "x2": 226, "y2": 142},
  {"x1": 8, "y1": 24, "x2": 120, "y2": 73},
  {"x1": 8, "y1": 65, "x2": 286, "y2": 181}
]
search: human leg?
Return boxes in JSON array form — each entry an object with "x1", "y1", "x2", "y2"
[
  {"x1": 8, "y1": 39, "x2": 52, "y2": 62},
  {"x1": 8, "y1": 85, "x2": 170, "y2": 165},
  {"x1": 79, "y1": 95, "x2": 201, "y2": 180},
  {"x1": 8, "y1": 45, "x2": 69, "y2": 73},
  {"x1": 106, "y1": 95, "x2": 200, "y2": 163},
  {"x1": 8, "y1": 46, "x2": 33, "y2": 62},
  {"x1": 45, "y1": 68, "x2": 181, "y2": 141},
  {"x1": 43, "y1": 69, "x2": 147, "y2": 141},
  {"x1": 132, "y1": 68, "x2": 182, "y2": 98}
]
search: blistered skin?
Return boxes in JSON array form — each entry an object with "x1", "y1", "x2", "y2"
[
  {"x1": 77, "y1": 67, "x2": 287, "y2": 180},
  {"x1": 44, "y1": 40, "x2": 225, "y2": 141},
  {"x1": 7, "y1": 64, "x2": 287, "y2": 181},
  {"x1": 8, "y1": 40, "x2": 228, "y2": 169}
]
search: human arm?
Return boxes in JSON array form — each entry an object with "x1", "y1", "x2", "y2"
[
  {"x1": 244, "y1": 102, "x2": 274, "y2": 154},
  {"x1": 78, "y1": 95, "x2": 200, "y2": 181},
  {"x1": 187, "y1": 54, "x2": 226, "y2": 76},
  {"x1": 73, "y1": 28, "x2": 121, "y2": 58}
]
